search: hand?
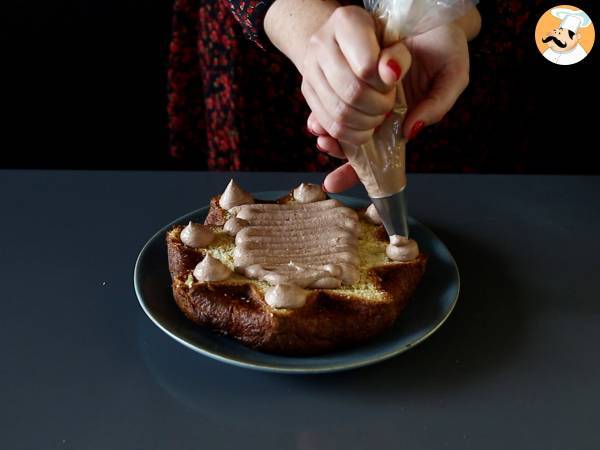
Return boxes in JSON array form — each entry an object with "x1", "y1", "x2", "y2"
[
  {"x1": 300, "y1": 6, "x2": 411, "y2": 146},
  {"x1": 312, "y1": 22, "x2": 471, "y2": 192}
]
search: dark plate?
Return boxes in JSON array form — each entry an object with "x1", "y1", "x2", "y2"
[{"x1": 134, "y1": 192, "x2": 459, "y2": 374}]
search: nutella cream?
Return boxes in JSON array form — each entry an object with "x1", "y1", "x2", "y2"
[
  {"x1": 180, "y1": 222, "x2": 215, "y2": 248},
  {"x1": 242, "y1": 263, "x2": 344, "y2": 289},
  {"x1": 265, "y1": 284, "x2": 307, "y2": 309},
  {"x1": 223, "y1": 217, "x2": 249, "y2": 236},
  {"x1": 232, "y1": 199, "x2": 360, "y2": 288},
  {"x1": 293, "y1": 183, "x2": 327, "y2": 203},
  {"x1": 342, "y1": 135, "x2": 406, "y2": 198},
  {"x1": 229, "y1": 199, "x2": 345, "y2": 215},
  {"x1": 386, "y1": 234, "x2": 419, "y2": 262},
  {"x1": 193, "y1": 254, "x2": 232, "y2": 282},
  {"x1": 219, "y1": 179, "x2": 254, "y2": 210},
  {"x1": 365, "y1": 204, "x2": 382, "y2": 224}
]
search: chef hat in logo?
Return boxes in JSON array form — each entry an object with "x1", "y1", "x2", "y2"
[{"x1": 551, "y1": 7, "x2": 592, "y2": 33}]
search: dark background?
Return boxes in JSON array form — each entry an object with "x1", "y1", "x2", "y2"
[{"x1": 1, "y1": 0, "x2": 598, "y2": 173}]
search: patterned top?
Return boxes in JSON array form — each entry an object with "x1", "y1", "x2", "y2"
[{"x1": 167, "y1": 0, "x2": 545, "y2": 173}]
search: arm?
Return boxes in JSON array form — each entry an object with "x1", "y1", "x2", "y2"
[
  {"x1": 264, "y1": 0, "x2": 339, "y2": 72},
  {"x1": 265, "y1": 1, "x2": 481, "y2": 68}
]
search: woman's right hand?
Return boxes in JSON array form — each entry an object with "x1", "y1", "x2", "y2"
[{"x1": 300, "y1": 6, "x2": 411, "y2": 146}]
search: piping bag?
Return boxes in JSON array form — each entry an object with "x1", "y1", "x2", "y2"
[{"x1": 341, "y1": 0, "x2": 477, "y2": 237}]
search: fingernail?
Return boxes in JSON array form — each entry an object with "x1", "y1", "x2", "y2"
[
  {"x1": 409, "y1": 120, "x2": 425, "y2": 140},
  {"x1": 316, "y1": 143, "x2": 325, "y2": 152},
  {"x1": 307, "y1": 126, "x2": 318, "y2": 136},
  {"x1": 387, "y1": 59, "x2": 402, "y2": 81},
  {"x1": 321, "y1": 184, "x2": 328, "y2": 193}
]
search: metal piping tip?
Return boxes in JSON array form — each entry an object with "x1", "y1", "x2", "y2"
[{"x1": 370, "y1": 190, "x2": 409, "y2": 238}]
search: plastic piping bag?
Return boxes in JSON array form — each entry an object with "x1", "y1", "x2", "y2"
[{"x1": 341, "y1": 0, "x2": 478, "y2": 200}]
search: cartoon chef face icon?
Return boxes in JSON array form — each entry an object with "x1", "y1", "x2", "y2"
[
  {"x1": 543, "y1": 25, "x2": 581, "y2": 52},
  {"x1": 537, "y1": 6, "x2": 594, "y2": 65}
]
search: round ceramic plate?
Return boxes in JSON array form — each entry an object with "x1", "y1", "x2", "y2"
[{"x1": 134, "y1": 191, "x2": 459, "y2": 374}]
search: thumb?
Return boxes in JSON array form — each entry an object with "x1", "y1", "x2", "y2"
[
  {"x1": 377, "y1": 41, "x2": 412, "y2": 88},
  {"x1": 323, "y1": 162, "x2": 360, "y2": 193},
  {"x1": 403, "y1": 67, "x2": 469, "y2": 139}
]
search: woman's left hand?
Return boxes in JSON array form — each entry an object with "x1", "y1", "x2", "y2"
[{"x1": 310, "y1": 22, "x2": 472, "y2": 192}]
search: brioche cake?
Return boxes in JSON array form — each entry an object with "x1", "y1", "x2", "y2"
[{"x1": 166, "y1": 180, "x2": 427, "y2": 355}]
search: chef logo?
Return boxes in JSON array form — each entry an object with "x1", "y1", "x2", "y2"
[{"x1": 535, "y1": 5, "x2": 595, "y2": 65}]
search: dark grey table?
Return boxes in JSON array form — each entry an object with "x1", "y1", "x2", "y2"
[{"x1": 2, "y1": 170, "x2": 599, "y2": 450}]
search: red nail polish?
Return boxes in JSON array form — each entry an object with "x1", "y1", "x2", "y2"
[
  {"x1": 387, "y1": 59, "x2": 402, "y2": 81},
  {"x1": 409, "y1": 120, "x2": 425, "y2": 140}
]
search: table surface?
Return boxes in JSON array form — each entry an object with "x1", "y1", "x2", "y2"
[{"x1": 2, "y1": 170, "x2": 599, "y2": 450}]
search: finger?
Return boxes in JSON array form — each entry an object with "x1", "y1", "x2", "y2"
[
  {"x1": 310, "y1": 113, "x2": 347, "y2": 159},
  {"x1": 403, "y1": 66, "x2": 469, "y2": 139},
  {"x1": 332, "y1": 7, "x2": 388, "y2": 92},
  {"x1": 323, "y1": 162, "x2": 360, "y2": 193},
  {"x1": 377, "y1": 41, "x2": 412, "y2": 87},
  {"x1": 309, "y1": 65, "x2": 385, "y2": 130},
  {"x1": 317, "y1": 136, "x2": 346, "y2": 159},
  {"x1": 307, "y1": 113, "x2": 327, "y2": 136},
  {"x1": 301, "y1": 81, "x2": 373, "y2": 145},
  {"x1": 318, "y1": 36, "x2": 395, "y2": 115}
]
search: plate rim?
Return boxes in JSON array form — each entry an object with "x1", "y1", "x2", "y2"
[{"x1": 134, "y1": 191, "x2": 460, "y2": 374}]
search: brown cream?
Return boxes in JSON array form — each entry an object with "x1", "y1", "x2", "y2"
[
  {"x1": 293, "y1": 183, "x2": 327, "y2": 203},
  {"x1": 218, "y1": 179, "x2": 254, "y2": 210},
  {"x1": 386, "y1": 234, "x2": 419, "y2": 262},
  {"x1": 229, "y1": 199, "x2": 344, "y2": 214},
  {"x1": 264, "y1": 284, "x2": 307, "y2": 309},
  {"x1": 240, "y1": 263, "x2": 347, "y2": 289},
  {"x1": 342, "y1": 138, "x2": 406, "y2": 198},
  {"x1": 193, "y1": 254, "x2": 232, "y2": 282},
  {"x1": 223, "y1": 217, "x2": 249, "y2": 236},
  {"x1": 180, "y1": 221, "x2": 215, "y2": 248},
  {"x1": 365, "y1": 204, "x2": 382, "y2": 224},
  {"x1": 232, "y1": 199, "x2": 360, "y2": 290}
]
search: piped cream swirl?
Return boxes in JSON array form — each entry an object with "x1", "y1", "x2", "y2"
[
  {"x1": 293, "y1": 183, "x2": 327, "y2": 203},
  {"x1": 364, "y1": 204, "x2": 382, "y2": 224},
  {"x1": 218, "y1": 179, "x2": 254, "y2": 210},
  {"x1": 264, "y1": 284, "x2": 307, "y2": 309},
  {"x1": 386, "y1": 234, "x2": 419, "y2": 262},
  {"x1": 180, "y1": 222, "x2": 215, "y2": 248},
  {"x1": 193, "y1": 254, "x2": 232, "y2": 282},
  {"x1": 223, "y1": 217, "x2": 249, "y2": 236}
]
